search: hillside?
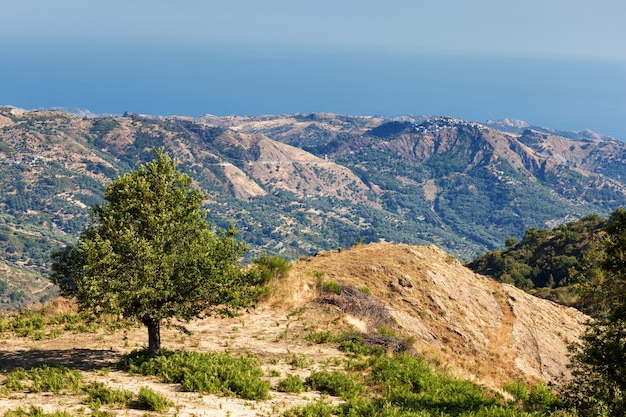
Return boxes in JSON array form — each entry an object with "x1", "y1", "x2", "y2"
[
  {"x1": 466, "y1": 214, "x2": 606, "y2": 307},
  {"x1": 1, "y1": 106, "x2": 625, "y2": 309},
  {"x1": 0, "y1": 243, "x2": 587, "y2": 416}
]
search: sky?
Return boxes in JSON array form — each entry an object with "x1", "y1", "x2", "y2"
[{"x1": 1, "y1": 0, "x2": 625, "y2": 138}]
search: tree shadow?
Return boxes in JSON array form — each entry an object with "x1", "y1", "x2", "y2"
[{"x1": 0, "y1": 348, "x2": 121, "y2": 372}]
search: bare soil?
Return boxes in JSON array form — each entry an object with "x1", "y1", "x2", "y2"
[{"x1": 0, "y1": 242, "x2": 588, "y2": 416}]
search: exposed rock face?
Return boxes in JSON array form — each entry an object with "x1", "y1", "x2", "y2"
[{"x1": 284, "y1": 242, "x2": 587, "y2": 387}]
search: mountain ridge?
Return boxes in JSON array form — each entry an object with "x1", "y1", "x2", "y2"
[{"x1": 1, "y1": 106, "x2": 625, "y2": 309}]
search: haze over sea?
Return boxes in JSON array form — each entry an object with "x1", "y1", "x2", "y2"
[{"x1": 2, "y1": 42, "x2": 625, "y2": 141}]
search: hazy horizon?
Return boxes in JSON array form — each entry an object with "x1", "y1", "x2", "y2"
[{"x1": 2, "y1": 1, "x2": 624, "y2": 140}]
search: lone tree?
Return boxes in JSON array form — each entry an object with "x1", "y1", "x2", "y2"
[
  {"x1": 564, "y1": 207, "x2": 626, "y2": 415},
  {"x1": 50, "y1": 149, "x2": 262, "y2": 356}
]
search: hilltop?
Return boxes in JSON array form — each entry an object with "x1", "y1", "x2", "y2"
[
  {"x1": 1, "y1": 106, "x2": 625, "y2": 309},
  {"x1": 0, "y1": 243, "x2": 587, "y2": 416}
]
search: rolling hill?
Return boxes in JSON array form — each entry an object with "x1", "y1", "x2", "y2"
[{"x1": 1, "y1": 106, "x2": 625, "y2": 309}]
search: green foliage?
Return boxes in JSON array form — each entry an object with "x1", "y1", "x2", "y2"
[
  {"x1": 562, "y1": 208, "x2": 626, "y2": 416},
  {"x1": 135, "y1": 386, "x2": 172, "y2": 412},
  {"x1": 82, "y1": 382, "x2": 133, "y2": 409},
  {"x1": 2, "y1": 364, "x2": 83, "y2": 395},
  {"x1": 467, "y1": 214, "x2": 606, "y2": 303},
  {"x1": 284, "y1": 351, "x2": 560, "y2": 417},
  {"x1": 277, "y1": 374, "x2": 305, "y2": 394},
  {"x1": 306, "y1": 331, "x2": 340, "y2": 344},
  {"x1": 306, "y1": 370, "x2": 365, "y2": 400},
  {"x1": 253, "y1": 254, "x2": 292, "y2": 283},
  {"x1": 2, "y1": 406, "x2": 73, "y2": 417},
  {"x1": 339, "y1": 333, "x2": 387, "y2": 357},
  {"x1": 50, "y1": 149, "x2": 262, "y2": 355},
  {"x1": 503, "y1": 381, "x2": 530, "y2": 403},
  {"x1": 317, "y1": 278, "x2": 342, "y2": 295},
  {"x1": 120, "y1": 349, "x2": 270, "y2": 400}
]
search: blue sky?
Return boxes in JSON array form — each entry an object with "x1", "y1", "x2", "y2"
[
  {"x1": 3, "y1": 0, "x2": 625, "y2": 61},
  {"x1": 1, "y1": 1, "x2": 625, "y2": 138}
]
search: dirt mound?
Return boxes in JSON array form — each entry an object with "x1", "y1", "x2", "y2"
[{"x1": 276, "y1": 242, "x2": 587, "y2": 387}]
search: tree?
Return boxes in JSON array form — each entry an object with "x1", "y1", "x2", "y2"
[
  {"x1": 564, "y1": 208, "x2": 626, "y2": 415},
  {"x1": 50, "y1": 149, "x2": 262, "y2": 356}
]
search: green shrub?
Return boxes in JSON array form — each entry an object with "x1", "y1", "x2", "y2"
[
  {"x1": 2, "y1": 406, "x2": 74, "y2": 417},
  {"x1": 306, "y1": 331, "x2": 339, "y2": 344},
  {"x1": 282, "y1": 400, "x2": 336, "y2": 417},
  {"x1": 82, "y1": 382, "x2": 133, "y2": 409},
  {"x1": 121, "y1": 349, "x2": 270, "y2": 400},
  {"x1": 277, "y1": 374, "x2": 305, "y2": 394},
  {"x1": 358, "y1": 286, "x2": 372, "y2": 296},
  {"x1": 253, "y1": 254, "x2": 292, "y2": 283},
  {"x1": 136, "y1": 386, "x2": 171, "y2": 412},
  {"x1": 2, "y1": 364, "x2": 82, "y2": 395},
  {"x1": 319, "y1": 280, "x2": 341, "y2": 295},
  {"x1": 306, "y1": 370, "x2": 364, "y2": 400},
  {"x1": 527, "y1": 383, "x2": 558, "y2": 410},
  {"x1": 288, "y1": 352, "x2": 308, "y2": 369},
  {"x1": 339, "y1": 333, "x2": 386, "y2": 357},
  {"x1": 503, "y1": 380, "x2": 530, "y2": 403}
]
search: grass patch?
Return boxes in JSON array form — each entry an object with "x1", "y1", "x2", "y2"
[
  {"x1": 0, "y1": 305, "x2": 132, "y2": 339},
  {"x1": 306, "y1": 331, "x2": 339, "y2": 344},
  {"x1": 2, "y1": 406, "x2": 74, "y2": 417},
  {"x1": 2, "y1": 364, "x2": 83, "y2": 395},
  {"x1": 120, "y1": 349, "x2": 270, "y2": 400},
  {"x1": 283, "y1": 348, "x2": 567, "y2": 417},
  {"x1": 135, "y1": 386, "x2": 172, "y2": 412},
  {"x1": 277, "y1": 374, "x2": 305, "y2": 394},
  {"x1": 306, "y1": 370, "x2": 364, "y2": 400},
  {"x1": 82, "y1": 381, "x2": 133, "y2": 409}
]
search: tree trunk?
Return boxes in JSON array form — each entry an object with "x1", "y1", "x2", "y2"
[{"x1": 145, "y1": 317, "x2": 161, "y2": 356}]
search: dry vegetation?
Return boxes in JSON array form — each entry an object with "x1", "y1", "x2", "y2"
[{"x1": 0, "y1": 243, "x2": 587, "y2": 416}]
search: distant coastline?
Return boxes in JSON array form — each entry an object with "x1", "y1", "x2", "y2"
[{"x1": 2, "y1": 42, "x2": 624, "y2": 141}]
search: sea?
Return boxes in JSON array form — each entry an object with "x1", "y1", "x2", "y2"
[{"x1": 2, "y1": 41, "x2": 625, "y2": 141}]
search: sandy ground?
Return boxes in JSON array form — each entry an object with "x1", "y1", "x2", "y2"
[{"x1": 0, "y1": 305, "x2": 348, "y2": 417}]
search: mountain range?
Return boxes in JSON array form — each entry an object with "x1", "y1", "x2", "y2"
[{"x1": 1, "y1": 105, "x2": 625, "y2": 309}]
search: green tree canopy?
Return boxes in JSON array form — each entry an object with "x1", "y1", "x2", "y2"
[
  {"x1": 50, "y1": 149, "x2": 262, "y2": 355},
  {"x1": 564, "y1": 207, "x2": 626, "y2": 415}
]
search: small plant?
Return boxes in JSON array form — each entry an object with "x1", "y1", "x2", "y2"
[
  {"x1": 277, "y1": 374, "x2": 305, "y2": 394},
  {"x1": 358, "y1": 286, "x2": 371, "y2": 296},
  {"x1": 503, "y1": 380, "x2": 530, "y2": 403},
  {"x1": 288, "y1": 352, "x2": 308, "y2": 369},
  {"x1": 528, "y1": 383, "x2": 558, "y2": 410},
  {"x1": 306, "y1": 331, "x2": 339, "y2": 344},
  {"x1": 306, "y1": 370, "x2": 364, "y2": 400},
  {"x1": 339, "y1": 333, "x2": 386, "y2": 357},
  {"x1": 2, "y1": 364, "x2": 83, "y2": 395},
  {"x1": 317, "y1": 277, "x2": 341, "y2": 295},
  {"x1": 253, "y1": 254, "x2": 292, "y2": 283},
  {"x1": 82, "y1": 381, "x2": 133, "y2": 409},
  {"x1": 136, "y1": 386, "x2": 172, "y2": 412},
  {"x1": 283, "y1": 400, "x2": 336, "y2": 417},
  {"x1": 2, "y1": 406, "x2": 74, "y2": 417},
  {"x1": 121, "y1": 349, "x2": 270, "y2": 400}
]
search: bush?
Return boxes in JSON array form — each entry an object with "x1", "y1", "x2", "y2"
[
  {"x1": 503, "y1": 380, "x2": 529, "y2": 403},
  {"x1": 277, "y1": 374, "x2": 305, "y2": 394},
  {"x1": 306, "y1": 331, "x2": 339, "y2": 344},
  {"x1": 2, "y1": 364, "x2": 83, "y2": 395},
  {"x1": 253, "y1": 254, "x2": 292, "y2": 283},
  {"x1": 318, "y1": 280, "x2": 341, "y2": 295},
  {"x1": 121, "y1": 349, "x2": 270, "y2": 400},
  {"x1": 306, "y1": 370, "x2": 364, "y2": 400},
  {"x1": 82, "y1": 382, "x2": 133, "y2": 409},
  {"x1": 136, "y1": 386, "x2": 171, "y2": 412},
  {"x1": 2, "y1": 406, "x2": 73, "y2": 417}
]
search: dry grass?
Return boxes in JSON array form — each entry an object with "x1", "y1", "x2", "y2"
[{"x1": 0, "y1": 242, "x2": 588, "y2": 416}]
